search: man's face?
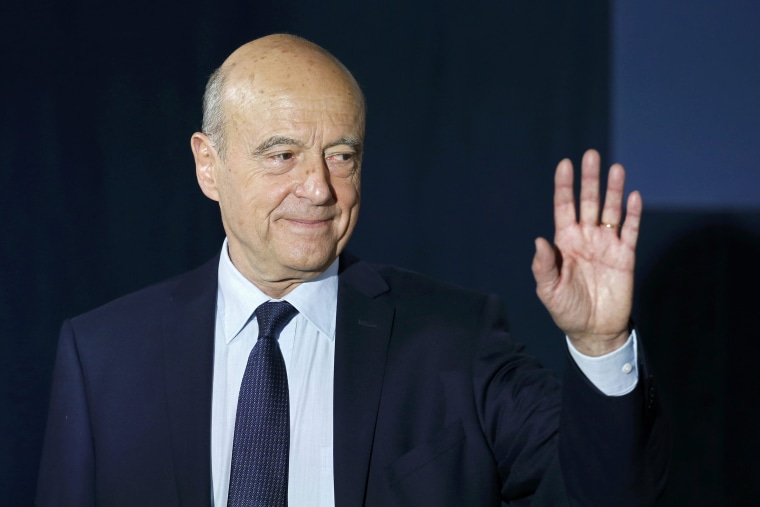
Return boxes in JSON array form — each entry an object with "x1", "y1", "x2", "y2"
[{"x1": 195, "y1": 69, "x2": 364, "y2": 293}]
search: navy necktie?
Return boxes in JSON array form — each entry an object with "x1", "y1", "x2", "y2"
[{"x1": 228, "y1": 301, "x2": 298, "y2": 507}]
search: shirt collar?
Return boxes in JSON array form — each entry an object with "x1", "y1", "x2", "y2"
[{"x1": 217, "y1": 238, "x2": 338, "y2": 344}]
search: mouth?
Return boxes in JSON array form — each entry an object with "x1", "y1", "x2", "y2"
[{"x1": 282, "y1": 217, "x2": 332, "y2": 228}]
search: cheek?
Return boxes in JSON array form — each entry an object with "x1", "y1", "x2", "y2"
[
  {"x1": 335, "y1": 179, "x2": 360, "y2": 211},
  {"x1": 335, "y1": 183, "x2": 361, "y2": 242},
  {"x1": 234, "y1": 176, "x2": 292, "y2": 222}
]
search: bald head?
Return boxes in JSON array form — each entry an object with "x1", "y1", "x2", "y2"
[
  {"x1": 202, "y1": 34, "x2": 365, "y2": 159},
  {"x1": 191, "y1": 34, "x2": 365, "y2": 296}
]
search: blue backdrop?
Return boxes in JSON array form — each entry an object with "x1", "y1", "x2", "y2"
[{"x1": 2, "y1": 0, "x2": 758, "y2": 504}]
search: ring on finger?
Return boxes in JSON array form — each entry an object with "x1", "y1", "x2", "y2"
[{"x1": 600, "y1": 222, "x2": 619, "y2": 229}]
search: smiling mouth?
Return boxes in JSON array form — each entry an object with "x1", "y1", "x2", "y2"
[{"x1": 284, "y1": 218, "x2": 332, "y2": 227}]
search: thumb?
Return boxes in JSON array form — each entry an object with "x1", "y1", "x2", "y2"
[{"x1": 531, "y1": 237, "x2": 560, "y2": 293}]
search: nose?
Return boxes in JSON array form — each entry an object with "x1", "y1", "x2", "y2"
[{"x1": 294, "y1": 157, "x2": 334, "y2": 205}]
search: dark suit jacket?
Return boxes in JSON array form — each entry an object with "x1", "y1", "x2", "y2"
[{"x1": 37, "y1": 254, "x2": 667, "y2": 506}]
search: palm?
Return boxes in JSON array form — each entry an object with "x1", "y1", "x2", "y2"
[{"x1": 532, "y1": 150, "x2": 642, "y2": 356}]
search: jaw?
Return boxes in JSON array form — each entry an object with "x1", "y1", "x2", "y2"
[{"x1": 223, "y1": 204, "x2": 358, "y2": 295}]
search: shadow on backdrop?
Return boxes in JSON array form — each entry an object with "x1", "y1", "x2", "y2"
[{"x1": 640, "y1": 222, "x2": 760, "y2": 505}]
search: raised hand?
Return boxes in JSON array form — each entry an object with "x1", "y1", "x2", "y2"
[{"x1": 531, "y1": 149, "x2": 642, "y2": 356}]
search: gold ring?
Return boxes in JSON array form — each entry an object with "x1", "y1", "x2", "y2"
[{"x1": 600, "y1": 222, "x2": 619, "y2": 229}]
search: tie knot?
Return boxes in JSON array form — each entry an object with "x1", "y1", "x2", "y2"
[{"x1": 255, "y1": 301, "x2": 298, "y2": 339}]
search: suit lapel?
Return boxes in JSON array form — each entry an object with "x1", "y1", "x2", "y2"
[
  {"x1": 157, "y1": 253, "x2": 392, "y2": 506},
  {"x1": 162, "y1": 257, "x2": 218, "y2": 506},
  {"x1": 333, "y1": 257, "x2": 394, "y2": 507}
]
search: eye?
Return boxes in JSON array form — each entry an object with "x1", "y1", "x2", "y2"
[
  {"x1": 326, "y1": 152, "x2": 354, "y2": 163},
  {"x1": 325, "y1": 151, "x2": 357, "y2": 177},
  {"x1": 272, "y1": 152, "x2": 294, "y2": 161},
  {"x1": 259, "y1": 149, "x2": 298, "y2": 174}
]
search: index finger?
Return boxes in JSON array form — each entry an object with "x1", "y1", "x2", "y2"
[{"x1": 554, "y1": 158, "x2": 577, "y2": 230}]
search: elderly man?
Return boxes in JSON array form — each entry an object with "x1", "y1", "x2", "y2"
[{"x1": 37, "y1": 34, "x2": 666, "y2": 506}]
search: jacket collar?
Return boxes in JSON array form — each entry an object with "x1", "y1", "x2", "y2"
[
  {"x1": 161, "y1": 252, "x2": 394, "y2": 507},
  {"x1": 334, "y1": 254, "x2": 394, "y2": 507},
  {"x1": 163, "y1": 255, "x2": 218, "y2": 505}
]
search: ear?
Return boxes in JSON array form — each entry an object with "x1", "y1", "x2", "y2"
[{"x1": 191, "y1": 132, "x2": 221, "y2": 202}]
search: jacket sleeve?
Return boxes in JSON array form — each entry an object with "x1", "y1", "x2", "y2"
[
  {"x1": 556, "y1": 338, "x2": 669, "y2": 506},
  {"x1": 474, "y1": 294, "x2": 668, "y2": 506}
]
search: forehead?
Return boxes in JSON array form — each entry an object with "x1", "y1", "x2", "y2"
[
  {"x1": 226, "y1": 91, "x2": 364, "y2": 146},
  {"x1": 224, "y1": 62, "x2": 364, "y2": 144}
]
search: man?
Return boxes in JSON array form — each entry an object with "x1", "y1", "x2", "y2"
[{"x1": 37, "y1": 34, "x2": 666, "y2": 506}]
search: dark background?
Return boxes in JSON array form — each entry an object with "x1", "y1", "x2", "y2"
[{"x1": 1, "y1": 0, "x2": 758, "y2": 505}]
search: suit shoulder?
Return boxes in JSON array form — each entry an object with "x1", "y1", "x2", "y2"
[
  {"x1": 372, "y1": 262, "x2": 489, "y2": 300},
  {"x1": 348, "y1": 260, "x2": 499, "y2": 324},
  {"x1": 68, "y1": 256, "x2": 218, "y2": 330}
]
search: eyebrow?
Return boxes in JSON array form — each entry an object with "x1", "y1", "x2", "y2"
[
  {"x1": 251, "y1": 135, "x2": 364, "y2": 157},
  {"x1": 325, "y1": 136, "x2": 363, "y2": 157},
  {"x1": 251, "y1": 136, "x2": 305, "y2": 156}
]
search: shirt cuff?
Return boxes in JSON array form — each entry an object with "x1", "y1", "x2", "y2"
[{"x1": 566, "y1": 331, "x2": 639, "y2": 396}]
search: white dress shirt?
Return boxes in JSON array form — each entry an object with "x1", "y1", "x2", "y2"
[
  {"x1": 210, "y1": 239, "x2": 638, "y2": 507},
  {"x1": 212, "y1": 240, "x2": 337, "y2": 506}
]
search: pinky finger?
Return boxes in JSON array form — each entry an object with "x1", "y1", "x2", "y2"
[{"x1": 620, "y1": 190, "x2": 642, "y2": 249}]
